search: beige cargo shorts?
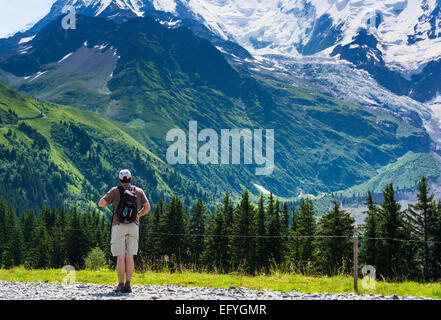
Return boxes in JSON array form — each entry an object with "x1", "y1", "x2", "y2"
[{"x1": 110, "y1": 223, "x2": 139, "y2": 256}]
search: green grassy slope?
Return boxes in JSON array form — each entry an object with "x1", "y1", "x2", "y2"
[
  {"x1": 339, "y1": 151, "x2": 440, "y2": 197},
  {"x1": 0, "y1": 83, "x2": 209, "y2": 213}
]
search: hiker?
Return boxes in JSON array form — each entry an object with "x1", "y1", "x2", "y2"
[{"x1": 99, "y1": 169, "x2": 151, "y2": 293}]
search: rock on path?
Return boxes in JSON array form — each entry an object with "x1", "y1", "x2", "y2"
[{"x1": 0, "y1": 280, "x2": 434, "y2": 300}]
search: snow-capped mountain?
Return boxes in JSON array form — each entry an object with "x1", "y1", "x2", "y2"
[
  {"x1": 1, "y1": 0, "x2": 441, "y2": 201},
  {"x1": 2, "y1": 0, "x2": 441, "y2": 105},
  {"x1": 2, "y1": 0, "x2": 441, "y2": 119},
  {"x1": 27, "y1": 0, "x2": 150, "y2": 33},
  {"x1": 156, "y1": 1, "x2": 441, "y2": 73},
  {"x1": 4, "y1": 0, "x2": 440, "y2": 103},
  {"x1": 11, "y1": 0, "x2": 441, "y2": 65},
  {"x1": 166, "y1": 0, "x2": 441, "y2": 102}
]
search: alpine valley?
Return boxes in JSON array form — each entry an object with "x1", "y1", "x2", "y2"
[{"x1": 0, "y1": 0, "x2": 441, "y2": 216}]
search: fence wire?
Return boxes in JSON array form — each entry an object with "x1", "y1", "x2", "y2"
[{"x1": 23, "y1": 225, "x2": 441, "y2": 244}]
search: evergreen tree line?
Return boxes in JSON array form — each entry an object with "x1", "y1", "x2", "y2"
[
  {"x1": 0, "y1": 119, "x2": 209, "y2": 215},
  {"x1": 0, "y1": 204, "x2": 109, "y2": 270},
  {"x1": 1, "y1": 176, "x2": 441, "y2": 282},
  {"x1": 361, "y1": 176, "x2": 441, "y2": 281}
]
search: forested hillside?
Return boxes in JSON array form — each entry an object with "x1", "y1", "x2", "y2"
[
  {"x1": 1, "y1": 177, "x2": 440, "y2": 282},
  {"x1": 0, "y1": 83, "x2": 209, "y2": 214}
]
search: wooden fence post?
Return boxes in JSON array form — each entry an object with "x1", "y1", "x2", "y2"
[{"x1": 353, "y1": 227, "x2": 359, "y2": 292}]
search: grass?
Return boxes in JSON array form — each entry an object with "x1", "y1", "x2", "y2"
[
  {"x1": 339, "y1": 152, "x2": 440, "y2": 197},
  {"x1": 0, "y1": 267, "x2": 440, "y2": 299}
]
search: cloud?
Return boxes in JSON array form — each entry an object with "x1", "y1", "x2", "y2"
[{"x1": 0, "y1": 0, "x2": 56, "y2": 38}]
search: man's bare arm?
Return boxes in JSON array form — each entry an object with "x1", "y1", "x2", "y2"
[
  {"x1": 99, "y1": 197, "x2": 110, "y2": 207},
  {"x1": 138, "y1": 201, "x2": 151, "y2": 218}
]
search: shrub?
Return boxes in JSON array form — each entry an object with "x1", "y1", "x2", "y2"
[{"x1": 84, "y1": 247, "x2": 107, "y2": 271}]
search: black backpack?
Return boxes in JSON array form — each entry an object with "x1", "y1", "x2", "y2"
[{"x1": 115, "y1": 185, "x2": 138, "y2": 224}]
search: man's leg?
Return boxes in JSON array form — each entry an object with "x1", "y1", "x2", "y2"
[
  {"x1": 116, "y1": 255, "x2": 126, "y2": 284},
  {"x1": 124, "y1": 223, "x2": 138, "y2": 293},
  {"x1": 125, "y1": 254, "x2": 134, "y2": 282},
  {"x1": 111, "y1": 224, "x2": 126, "y2": 291}
]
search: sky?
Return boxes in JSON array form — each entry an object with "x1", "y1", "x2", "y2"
[{"x1": 0, "y1": 0, "x2": 56, "y2": 38}]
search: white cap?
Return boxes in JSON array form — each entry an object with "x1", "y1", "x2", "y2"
[{"x1": 119, "y1": 169, "x2": 132, "y2": 182}]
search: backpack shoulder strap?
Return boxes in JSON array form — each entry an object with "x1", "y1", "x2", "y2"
[
  {"x1": 116, "y1": 185, "x2": 125, "y2": 209},
  {"x1": 118, "y1": 185, "x2": 125, "y2": 196},
  {"x1": 110, "y1": 186, "x2": 124, "y2": 232}
]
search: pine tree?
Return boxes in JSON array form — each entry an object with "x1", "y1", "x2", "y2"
[
  {"x1": 281, "y1": 202, "x2": 290, "y2": 260},
  {"x1": 151, "y1": 199, "x2": 165, "y2": 264},
  {"x1": 202, "y1": 192, "x2": 234, "y2": 272},
  {"x1": 189, "y1": 199, "x2": 206, "y2": 266},
  {"x1": 221, "y1": 192, "x2": 234, "y2": 270},
  {"x1": 90, "y1": 210, "x2": 103, "y2": 249},
  {"x1": 79, "y1": 210, "x2": 94, "y2": 255},
  {"x1": 51, "y1": 208, "x2": 68, "y2": 268},
  {"x1": 59, "y1": 205, "x2": 68, "y2": 229},
  {"x1": 0, "y1": 201, "x2": 8, "y2": 266},
  {"x1": 230, "y1": 189, "x2": 256, "y2": 273},
  {"x1": 201, "y1": 208, "x2": 223, "y2": 271},
  {"x1": 267, "y1": 195, "x2": 282, "y2": 266},
  {"x1": 1, "y1": 203, "x2": 24, "y2": 268},
  {"x1": 376, "y1": 183, "x2": 411, "y2": 280},
  {"x1": 182, "y1": 205, "x2": 191, "y2": 265},
  {"x1": 289, "y1": 206, "x2": 301, "y2": 269},
  {"x1": 318, "y1": 200, "x2": 354, "y2": 275},
  {"x1": 297, "y1": 198, "x2": 317, "y2": 272},
  {"x1": 97, "y1": 213, "x2": 110, "y2": 261},
  {"x1": 360, "y1": 190, "x2": 379, "y2": 267},
  {"x1": 137, "y1": 204, "x2": 152, "y2": 270},
  {"x1": 405, "y1": 176, "x2": 439, "y2": 281},
  {"x1": 26, "y1": 218, "x2": 52, "y2": 269},
  {"x1": 161, "y1": 196, "x2": 187, "y2": 267},
  {"x1": 40, "y1": 206, "x2": 56, "y2": 231},
  {"x1": 20, "y1": 210, "x2": 37, "y2": 261},
  {"x1": 434, "y1": 200, "x2": 441, "y2": 280},
  {"x1": 255, "y1": 194, "x2": 268, "y2": 272},
  {"x1": 65, "y1": 207, "x2": 88, "y2": 269}
]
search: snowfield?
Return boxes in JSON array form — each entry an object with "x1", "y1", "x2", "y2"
[
  {"x1": 148, "y1": 0, "x2": 441, "y2": 73},
  {"x1": 23, "y1": 0, "x2": 441, "y2": 73}
]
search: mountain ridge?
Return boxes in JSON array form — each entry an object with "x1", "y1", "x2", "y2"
[
  {"x1": 0, "y1": 3, "x2": 440, "y2": 208},
  {"x1": 0, "y1": 14, "x2": 437, "y2": 201},
  {"x1": 2, "y1": 0, "x2": 441, "y2": 103},
  {"x1": 0, "y1": 82, "x2": 210, "y2": 213}
]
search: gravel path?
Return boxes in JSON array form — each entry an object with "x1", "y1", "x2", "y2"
[{"x1": 0, "y1": 281, "x2": 435, "y2": 300}]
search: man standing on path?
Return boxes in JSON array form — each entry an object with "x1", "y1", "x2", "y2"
[{"x1": 99, "y1": 169, "x2": 151, "y2": 293}]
